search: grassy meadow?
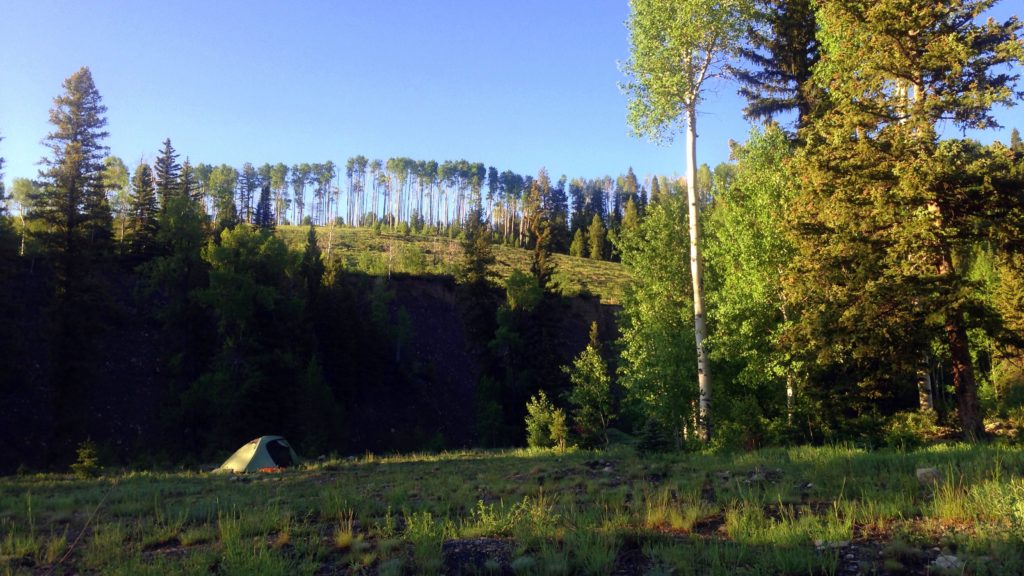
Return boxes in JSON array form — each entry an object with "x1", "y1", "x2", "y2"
[
  {"x1": 3, "y1": 443, "x2": 1024, "y2": 575},
  {"x1": 276, "y1": 225, "x2": 632, "y2": 305}
]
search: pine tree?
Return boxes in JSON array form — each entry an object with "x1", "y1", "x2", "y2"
[
  {"x1": 32, "y1": 67, "x2": 112, "y2": 451},
  {"x1": 129, "y1": 161, "x2": 159, "y2": 255},
  {"x1": 564, "y1": 322, "x2": 614, "y2": 447},
  {"x1": 33, "y1": 67, "x2": 112, "y2": 281},
  {"x1": 649, "y1": 175, "x2": 662, "y2": 205},
  {"x1": 238, "y1": 163, "x2": 259, "y2": 224},
  {"x1": 788, "y1": 0, "x2": 1023, "y2": 440},
  {"x1": 1012, "y1": 128, "x2": 1023, "y2": 153},
  {"x1": 460, "y1": 206, "x2": 495, "y2": 286},
  {"x1": 622, "y1": 196, "x2": 640, "y2": 233},
  {"x1": 254, "y1": 183, "x2": 275, "y2": 230},
  {"x1": 300, "y1": 223, "x2": 325, "y2": 307},
  {"x1": 179, "y1": 158, "x2": 197, "y2": 202},
  {"x1": 569, "y1": 228, "x2": 586, "y2": 258},
  {"x1": 153, "y1": 138, "x2": 181, "y2": 208},
  {"x1": 732, "y1": 0, "x2": 822, "y2": 127},
  {"x1": 587, "y1": 214, "x2": 605, "y2": 260}
]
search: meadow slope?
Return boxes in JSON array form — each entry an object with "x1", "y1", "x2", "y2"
[{"x1": 3, "y1": 444, "x2": 1023, "y2": 575}]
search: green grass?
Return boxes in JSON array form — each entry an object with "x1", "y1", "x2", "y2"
[
  {"x1": 277, "y1": 225, "x2": 632, "y2": 304},
  {"x1": 3, "y1": 444, "x2": 1024, "y2": 574}
]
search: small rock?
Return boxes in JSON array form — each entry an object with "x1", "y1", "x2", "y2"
[
  {"x1": 916, "y1": 467, "x2": 943, "y2": 485},
  {"x1": 845, "y1": 553, "x2": 856, "y2": 560},
  {"x1": 932, "y1": 555, "x2": 963, "y2": 570},
  {"x1": 815, "y1": 540, "x2": 850, "y2": 550}
]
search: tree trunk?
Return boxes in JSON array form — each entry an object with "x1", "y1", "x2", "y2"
[
  {"x1": 917, "y1": 353, "x2": 934, "y2": 412},
  {"x1": 786, "y1": 375, "x2": 794, "y2": 424},
  {"x1": 685, "y1": 105, "x2": 712, "y2": 443},
  {"x1": 945, "y1": 310, "x2": 984, "y2": 440},
  {"x1": 19, "y1": 214, "x2": 27, "y2": 257}
]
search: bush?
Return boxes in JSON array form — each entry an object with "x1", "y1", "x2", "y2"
[
  {"x1": 637, "y1": 419, "x2": 674, "y2": 454},
  {"x1": 883, "y1": 411, "x2": 937, "y2": 450},
  {"x1": 525, "y1": 391, "x2": 567, "y2": 449},
  {"x1": 70, "y1": 439, "x2": 101, "y2": 478}
]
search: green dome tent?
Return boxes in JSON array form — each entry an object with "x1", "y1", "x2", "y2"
[{"x1": 214, "y1": 436, "x2": 301, "y2": 473}]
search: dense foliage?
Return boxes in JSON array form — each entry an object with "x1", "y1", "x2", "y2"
[{"x1": 1, "y1": 1, "x2": 1022, "y2": 470}]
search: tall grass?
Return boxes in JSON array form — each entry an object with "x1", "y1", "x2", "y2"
[{"x1": 3, "y1": 444, "x2": 1024, "y2": 574}]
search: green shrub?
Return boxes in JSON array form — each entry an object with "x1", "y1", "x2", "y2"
[
  {"x1": 883, "y1": 411, "x2": 937, "y2": 450},
  {"x1": 637, "y1": 419, "x2": 674, "y2": 454},
  {"x1": 70, "y1": 439, "x2": 101, "y2": 479},
  {"x1": 525, "y1": 391, "x2": 567, "y2": 449}
]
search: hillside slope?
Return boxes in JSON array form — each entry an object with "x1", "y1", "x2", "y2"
[{"x1": 277, "y1": 225, "x2": 632, "y2": 305}]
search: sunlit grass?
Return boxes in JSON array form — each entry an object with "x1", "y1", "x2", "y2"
[
  {"x1": 276, "y1": 225, "x2": 631, "y2": 304},
  {"x1": 3, "y1": 443, "x2": 1024, "y2": 574}
]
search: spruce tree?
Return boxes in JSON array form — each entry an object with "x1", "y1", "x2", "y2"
[
  {"x1": 460, "y1": 206, "x2": 495, "y2": 286},
  {"x1": 459, "y1": 206, "x2": 498, "y2": 353},
  {"x1": 33, "y1": 67, "x2": 112, "y2": 451},
  {"x1": 569, "y1": 228, "x2": 586, "y2": 258},
  {"x1": 33, "y1": 66, "x2": 111, "y2": 276},
  {"x1": 622, "y1": 196, "x2": 640, "y2": 233},
  {"x1": 254, "y1": 183, "x2": 275, "y2": 230},
  {"x1": 531, "y1": 218, "x2": 555, "y2": 292},
  {"x1": 587, "y1": 214, "x2": 605, "y2": 260},
  {"x1": 788, "y1": 0, "x2": 1023, "y2": 440},
  {"x1": 300, "y1": 223, "x2": 324, "y2": 307},
  {"x1": 238, "y1": 163, "x2": 259, "y2": 224},
  {"x1": 179, "y1": 158, "x2": 197, "y2": 202},
  {"x1": 153, "y1": 138, "x2": 181, "y2": 208},
  {"x1": 129, "y1": 161, "x2": 159, "y2": 255},
  {"x1": 732, "y1": 0, "x2": 822, "y2": 127},
  {"x1": 564, "y1": 322, "x2": 614, "y2": 447},
  {"x1": 649, "y1": 175, "x2": 662, "y2": 205}
]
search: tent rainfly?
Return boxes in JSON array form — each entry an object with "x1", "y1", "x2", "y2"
[{"x1": 214, "y1": 436, "x2": 300, "y2": 473}]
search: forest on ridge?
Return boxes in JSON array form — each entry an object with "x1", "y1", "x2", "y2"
[{"x1": 1, "y1": 0, "x2": 1024, "y2": 473}]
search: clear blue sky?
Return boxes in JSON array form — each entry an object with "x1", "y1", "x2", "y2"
[{"x1": 1, "y1": 1, "x2": 1021, "y2": 191}]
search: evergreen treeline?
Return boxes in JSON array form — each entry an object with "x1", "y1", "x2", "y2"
[
  {"x1": 0, "y1": 68, "x2": 632, "y2": 469},
  {"x1": 2, "y1": 0, "x2": 1023, "y2": 468},
  {"x1": 63, "y1": 147, "x2": 648, "y2": 263}
]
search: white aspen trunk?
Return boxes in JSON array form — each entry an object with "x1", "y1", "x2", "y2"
[
  {"x1": 917, "y1": 353, "x2": 934, "y2": 412},
  {"x1": 20, "y1": 214, "x2": 28, "y2": 257},
  {"x1": 444, "y1": 188, "x2": 450, "y2": 228},
  {"x1": 685, "y1": 105, "x2": 712, "y2": 443},
  {"x1": 786, "y1": 375, "x2": 794, "y2": 424},
  {"x1": 393, "y1": 180, "x2": 400, "y2": 230},
  {"x1": 781, "y1": 305, "x2": 794, "y2": 424},
  {"x1": 372, "y1": 182, "x2": 379, "y2": 225}
]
